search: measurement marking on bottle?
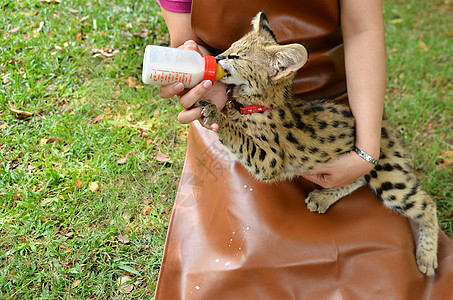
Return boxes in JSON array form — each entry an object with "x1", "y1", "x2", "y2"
[{"x1": 149, "y1": 69, "x2": 192, "y2": 85}]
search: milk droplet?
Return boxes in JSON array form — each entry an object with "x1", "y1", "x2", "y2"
[
  {"x1": 195, "y1": 286, "x2": 200, "y2": 290},
  {"x1": 244, "y1": 185, "x2": 247, "y2": 188},
  {"x1": 249, "y1": 188, "x2": 253, "y2": 191},
  {"x1": 215, "y1": 258, "x2": 220, "y2": 263},
  {"x1": 225, "y1": 262, "x2": 231, "y2": 266}
]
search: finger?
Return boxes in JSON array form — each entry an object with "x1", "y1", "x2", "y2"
[
  {"x1": 179, "y1": 80, "x2": 212, "y2": 109},
  {"x1": 182, "y1": 40, "x2": 199, "y2": 51},
  {"x1": 302, "y1": 173, "x2": 319, "y2": 184},
  {"x1": 159, "y1": 82, "x2": 185, "y2": 99},
  {"x1": 303, "y1": 173, "x2": 331, "y2": 188},
  {"x1": 178, "y1": 106, "x2": 203, "y2": 124},
  {"x1": 209, "y1": 123, "x2": 219, "y2": 131}
]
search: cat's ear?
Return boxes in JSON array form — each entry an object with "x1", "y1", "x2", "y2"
[
  {"x1": 251, "y1": 11, "x2": 277, "y2": 42},
  {"x1": 267, "y1": 44, "x2": 308, "y2": 80}
]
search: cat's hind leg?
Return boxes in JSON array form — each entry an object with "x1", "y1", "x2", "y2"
[{"x1": 367, "y1": 167, "x2": 439, "y2": 276}]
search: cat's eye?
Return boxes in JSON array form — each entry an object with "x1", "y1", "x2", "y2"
[{"x1": 227, "y1": 53, "x2": 242, "y2": 60}]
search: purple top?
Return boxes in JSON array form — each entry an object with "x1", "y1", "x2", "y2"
[{"x1": 156, "y1": 0, "x2": 192, "y2": 13}]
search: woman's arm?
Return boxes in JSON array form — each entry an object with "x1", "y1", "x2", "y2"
[
  {"x1": 160, "y1": 9, "x2": 199, "y2": 48},
  {"x1": 341, "y1": 0, "x2": 386, "y2": 161},
  {"x1": 303, "y1": 0, "x2": 386, "y2": 188},
  {"x1": 158, "y1": 7, "x2": 228, "y2": 127}
]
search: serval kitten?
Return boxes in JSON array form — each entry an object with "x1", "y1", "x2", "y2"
[{"x1": 197, "y1": 11, "x2": 438, "y2": 276}]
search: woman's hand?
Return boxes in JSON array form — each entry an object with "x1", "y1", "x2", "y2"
[
  {"x1": 302, "y1": 151, "x2": 375, "y2": 189},
  {"x1": 158, "y1": 40, "x2": 229, "y2": 129}
]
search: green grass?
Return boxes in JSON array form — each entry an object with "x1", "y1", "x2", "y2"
[
  {"x1": 1, "y1": 0, "x2": 182, "y2": 298},
  {"x1": 383, "y1": 0, "x2": 453, "y2": 234},
  {"x1": 0, "y1": 0, "x2": 451, "y2": 298}
]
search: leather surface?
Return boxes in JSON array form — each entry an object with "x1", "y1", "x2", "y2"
[{"x1": 155, "y1": 123, "x2": 453, "y2": 299}]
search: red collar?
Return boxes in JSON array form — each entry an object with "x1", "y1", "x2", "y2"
[{"x1": 230, "y1": 100, "x2": 272, "y2": 114}]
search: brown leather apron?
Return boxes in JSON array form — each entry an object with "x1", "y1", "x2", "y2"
[{"x1": 154, "y1": 1, "x2": 453, "y2": 299}]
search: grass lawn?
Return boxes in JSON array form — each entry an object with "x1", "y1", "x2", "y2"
[{"x1": 0, "y1": 0, "x2": 451, "y2": 298}]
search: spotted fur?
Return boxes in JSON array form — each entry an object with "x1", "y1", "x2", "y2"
[{"x1": 197, "y1": 11, "x2": 438, "y2": 276}]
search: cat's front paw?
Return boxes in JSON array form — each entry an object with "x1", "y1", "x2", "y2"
[
  {"x1": 196, "y1": 99, "x2": 221, "y2": 128},
  {"x1": 305, "y1": 189, "x2": 336, "y2": 214}
]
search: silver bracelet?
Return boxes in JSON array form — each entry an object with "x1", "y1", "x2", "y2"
[{"x1": 353, "y1": 146, "x2": 379, "y2": 165}]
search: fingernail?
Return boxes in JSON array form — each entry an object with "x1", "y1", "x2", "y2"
[
  {"x1": 174, "y1": 83, "x2": 185, "y2": 92},
  {"x1": 184, "y1": 40, "x2": 196, "y2": 47},
  {"x1": 203, "y1": 80, "x2": 212, "y2": 89}
]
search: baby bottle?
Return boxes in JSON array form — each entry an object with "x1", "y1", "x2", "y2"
[{"x1": 142, "y1": 45, "x2": 227, "y2": 88}]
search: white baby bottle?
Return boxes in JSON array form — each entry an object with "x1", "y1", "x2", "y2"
[{"x1": 142, "y1": 45, "x2": 227, "y2": 88}]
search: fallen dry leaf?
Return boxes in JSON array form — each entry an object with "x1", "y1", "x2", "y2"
[
  {"x1": 93, "y1": 113, "x2": 104, "y2": 123},
  {"x1": 127, "y1": 77, "x2": 137, "y2": 88},
  {"x1": 142, "y1": 205, "x2": 152, "y2": 216},
  {"x1": 436, "y1": 151, "x2": 453, "y2": 169},
  {"x1": 39, "y1": 138, "x2": 48, "y2": 146},
  {"x1": 75, "y1": 32, "x2": 82, "y2": 40},
  {"x1": 35, "y1": 21, "x2": 45, "y2": 34},
  {"x1": 118, "y1": 235, "x2": 130, "y2": 244},
  {"x1": 143, "y1": 198, "x2": 152, "y2": 205},
  {"x1": 156, "y1": 153, "x2": 171, "y2": 162},
  {"x1": 146, "y1": 139, "x2": 153, "y2": 148},
  {"x1": 133, "y1": 28, "x2": 149, "y2": 39},
  {"x1": 117, "y1": 153, "x2": 132, "y2": 165},
  {"x1": 27, "y1": 164, "x2": 38, "y2": 171},
  {"x1": 89, "y1": 182, "x2": 99, "y2": 192},
  {"x1": 418, "y1": 41, "x2": 429, "y2": 52},
  {"x1": 71, "y1": 279, "x2": 81, "y2": 289},
  {"x1": 74, "y1": 179, "x2": 83, "y2": 188},
  {"x1": 0, "y1": 123, "x2": 8, "y2": 130},
  {"x1": 117, "y1": 157, "x2": 128, "y2": 165},
  {"x1": 8, "y1": 103, "x2": 33, "y2": 119},
  {"x1": 61, "y1": 231, "x2": 74, "y2": 238},
  {"x1": 39, "y1": 137, "x2": 58, "y2": 146},
  {"x1": 92, "y1": 47, "x2": 120, "y2": 59},
  {"x1": 125, "y1": 113, "x2": 132, "y2": 122},
  {"x1": 118, "y1": 276, "x2": 134, "y2": 294},
  {"x1": 8, "y1": 26, "x2": 20, "y2": 34}
]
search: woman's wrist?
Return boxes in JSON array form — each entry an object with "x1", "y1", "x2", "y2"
[
  {"x1": 353, "y1": 146, "x2": 379, "y2": 165},
  {"x1": 354, "y1": 125, "x2": 381, "y2": 158}
]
